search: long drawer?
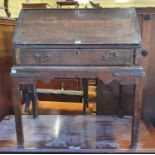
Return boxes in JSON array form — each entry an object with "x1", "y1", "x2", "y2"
[{"x1": 16, "y1": 49, "x2": 134, "y2": 66}]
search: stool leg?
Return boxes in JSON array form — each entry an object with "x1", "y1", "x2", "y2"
[
  {"x1": 118, "y1": 84, "x2": 123, "y2": 118},
  {"x1": 130, "y1": 78, "x2": 143, "y2": 149},
  {"x1": 83, "y1": 79, "x2": 89, "y2": 114}
]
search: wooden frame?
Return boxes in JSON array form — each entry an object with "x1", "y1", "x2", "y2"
[
  {"x1": 11, "y1": 66, "x2": 144, "y2": 149},
  {"x1": 11, "y1": 8, "x2": 144, "y2": 150}
]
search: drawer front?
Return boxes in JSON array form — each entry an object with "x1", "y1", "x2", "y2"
[{"x1": 18, "y1": 49, "x2": 134, "y2": 66}]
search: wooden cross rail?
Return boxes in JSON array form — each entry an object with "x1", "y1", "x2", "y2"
[{"x1": 36, "y1": 88, "x2": 84, "y2": 96}]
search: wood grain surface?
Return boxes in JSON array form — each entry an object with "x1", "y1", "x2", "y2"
[
  {"x1": 13, "y1": 9, "x2": 141, "y2": 46},
  {"x1": 0, "y1": 114, "x2": 155, "y2": 153}
]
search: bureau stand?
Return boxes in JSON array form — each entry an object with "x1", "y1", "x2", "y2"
[
  {"x1": 11, "y1": 8, "x2": 144, "y2": 150},
  {"x1": 11, "y1": 66, "x2": 144, "y2": 149}
]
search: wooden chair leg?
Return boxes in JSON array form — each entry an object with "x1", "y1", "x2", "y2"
[
  {"x1": 83, "y1": 79, "x2": 89, "y2": 114},
  {"x1": 130, "y1": 78, "x2": 143, "y2": 149},
  {"x1": 118, "y1": 84, "x2": 123, "y2": 118}
]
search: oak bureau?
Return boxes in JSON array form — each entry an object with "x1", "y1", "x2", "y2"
[{"x1": 11, "y1": 8, "x2": 145, "y2": 149}]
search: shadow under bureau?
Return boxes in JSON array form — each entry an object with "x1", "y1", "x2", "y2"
[{"x1": 11, "y1": 8, "x2": 144, "y2": 149}]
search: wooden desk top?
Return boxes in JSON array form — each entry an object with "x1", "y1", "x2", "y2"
[{"x1": 13, "y1": 8, "x2": 141, "y2": 47}]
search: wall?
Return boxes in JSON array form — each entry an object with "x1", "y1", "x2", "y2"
[
  {"x1": 0, "y1": 0, "x2": 155, "y2": 19},
  {"x1": 0, "y1": 18, "x2": 15, "y2": 120},
  {"x1": 0, "y1": 0, "x2": 57, "y2": 18}
]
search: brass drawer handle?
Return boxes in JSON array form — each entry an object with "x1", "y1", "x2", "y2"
[
  {"x1": 102, "y1": 52, "x2": 108, "y2": 58},
  {"x1": 102, "y1": 51, "x2": 119, "y2": 59},
  {"x1": 34, "y1": 53, "x2": 51, "y2": 63}
]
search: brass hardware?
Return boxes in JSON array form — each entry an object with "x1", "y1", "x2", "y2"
[
  {"x1": 102, "y1": 51, "x2": 119, "y2": 59},
  {"x1": 110, "y1": 51, "x2": 119, "y2": 57},
  {"x1": 34, "y1": 53, "x2": 51, "y2": 63},
  {"x1": 102, "y1": 52, "x2": 108, "y2": 58}
]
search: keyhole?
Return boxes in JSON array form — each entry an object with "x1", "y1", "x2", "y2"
[{"x1": 75, "y1": 51, "x2": 80, "y2": 56}]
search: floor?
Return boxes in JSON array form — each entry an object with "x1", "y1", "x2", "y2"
[{"x1": 0, "y1": 101, "x2": 155, "y2": 153}]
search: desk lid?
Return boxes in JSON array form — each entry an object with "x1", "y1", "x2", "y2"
[{"x1": 13, "y1": 8, "x2": 141, "y2": 48}]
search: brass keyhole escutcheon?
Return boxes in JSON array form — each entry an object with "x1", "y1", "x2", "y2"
[
  {"x1": 34, "y1": 53, "x2": 51, "y2": 63},
  {"x1": 75, "y1": 51, "x2": 80, "y2": 56}
]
